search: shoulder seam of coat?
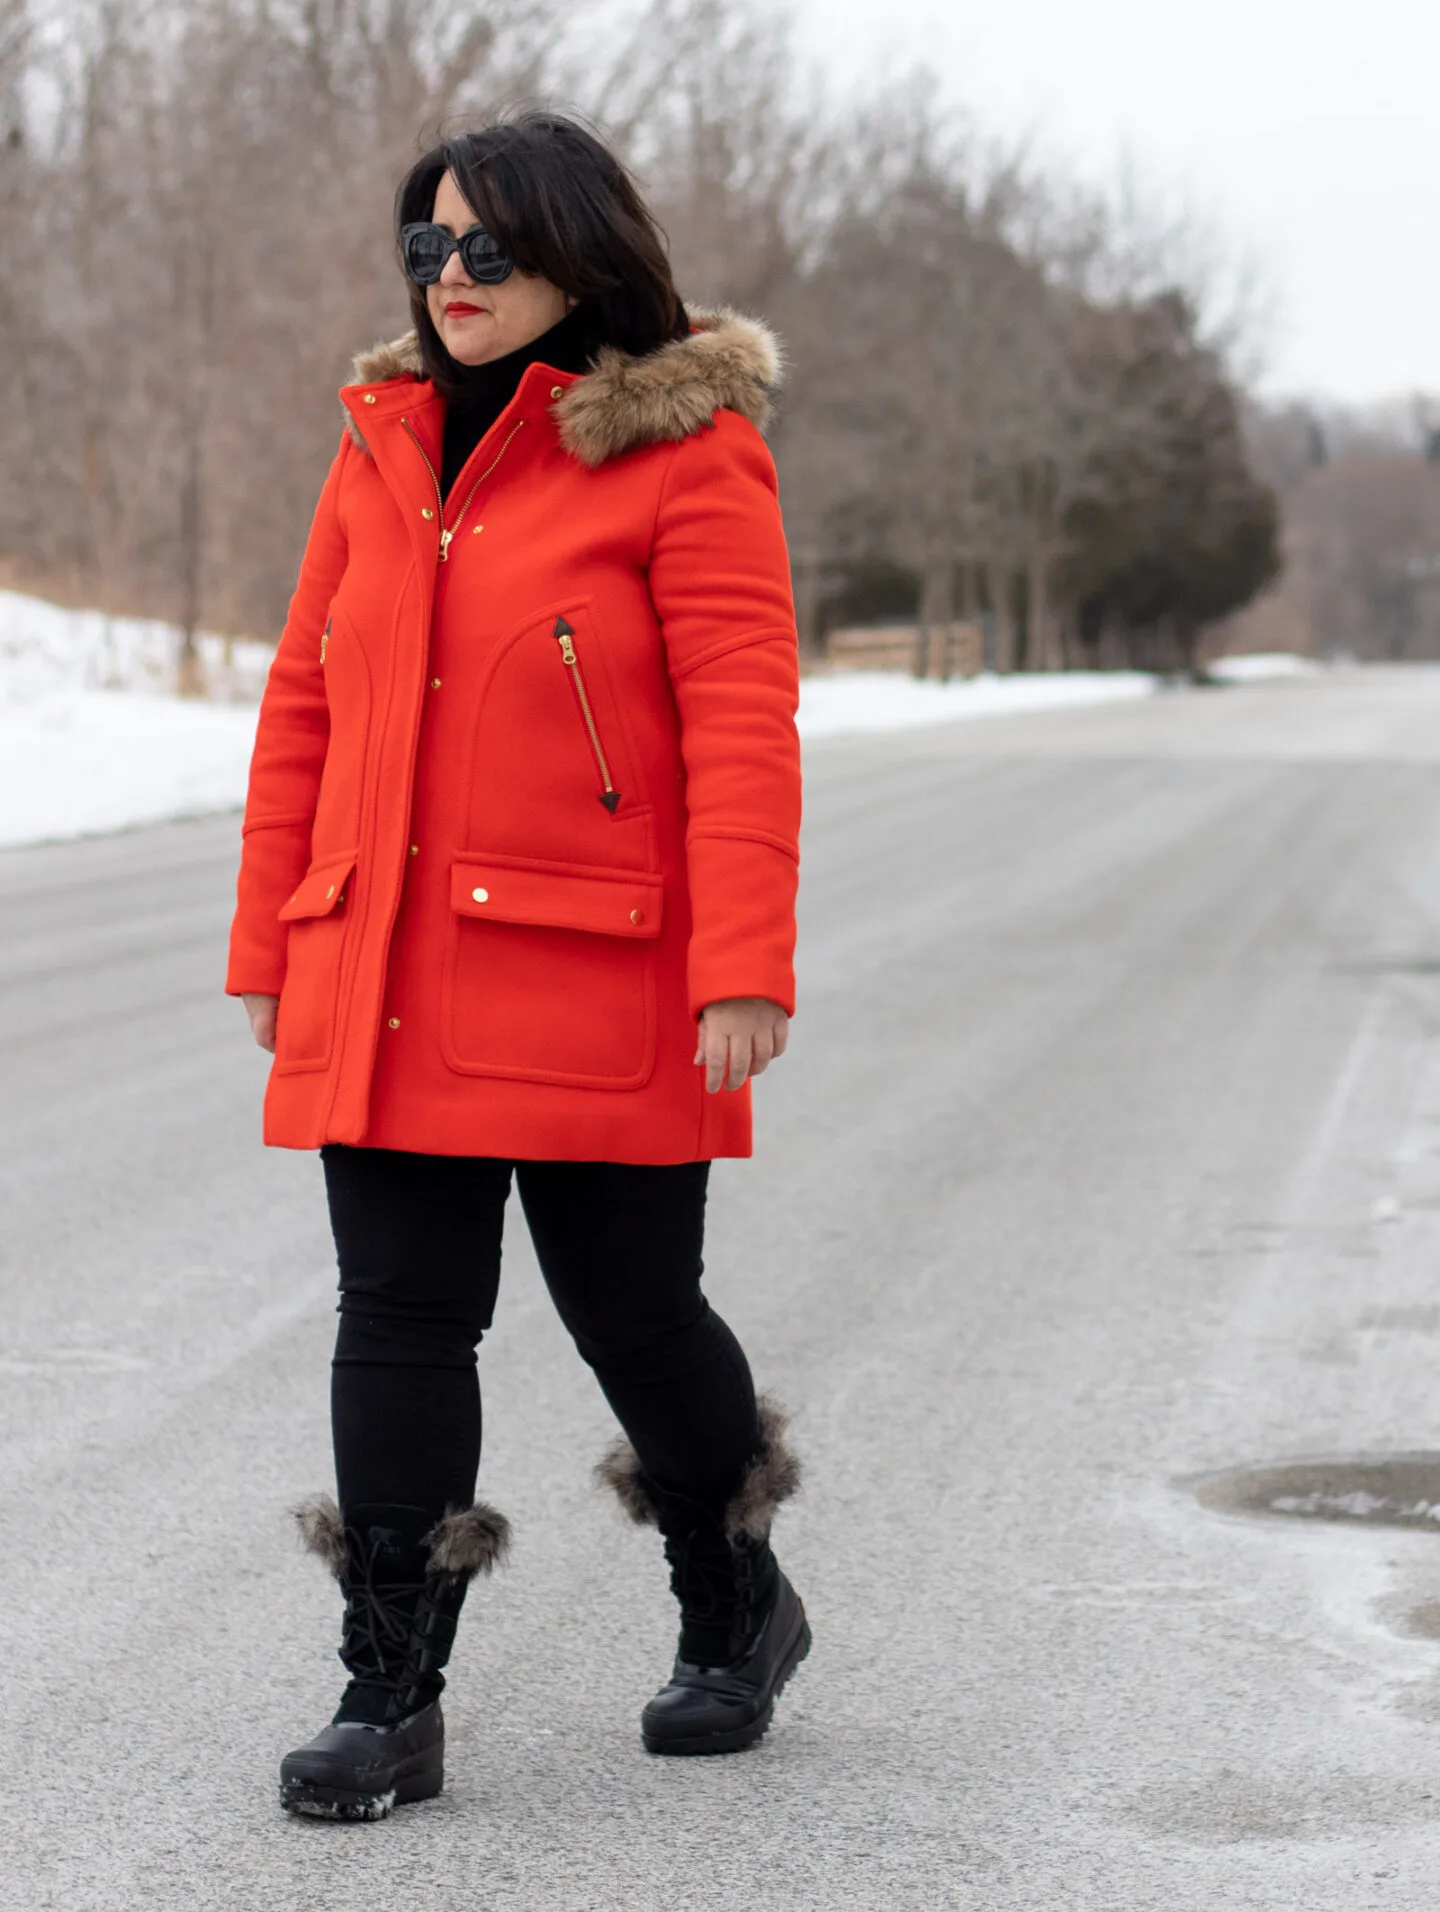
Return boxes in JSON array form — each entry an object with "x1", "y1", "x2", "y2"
[{"x1": 339, "y1": 308, "x2": 784, "y2": 464}]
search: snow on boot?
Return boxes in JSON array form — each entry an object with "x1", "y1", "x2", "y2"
[
  {"x1": 596, "y1": 1396, "x2": 810, "y2": 1755},
  {"x1": 280, "y1": 1496, "x2": 509, "y2": 1819}
]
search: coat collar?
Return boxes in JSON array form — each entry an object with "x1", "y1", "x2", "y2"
[{"x1": 342, "y1": 307, "x2": 783, "y2": 468}]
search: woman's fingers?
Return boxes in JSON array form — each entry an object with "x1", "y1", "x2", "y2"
[
  {"x1": 242, "y1": 991, "x2": 279, "y2": 1054},
  {"x1": 726, "y1": 1032, "x2": 752, "y2": 1091},
  {"x1": 695, "y1": 1001, "x2": 791, "y2": 1092},
  {"x1": 703, "y1": 1022, "x2": 730, "y2": 1094}
]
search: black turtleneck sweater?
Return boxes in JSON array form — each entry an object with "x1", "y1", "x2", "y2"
[{"x1": 440, "y1": 306, "x2": 597, "y2": 500}]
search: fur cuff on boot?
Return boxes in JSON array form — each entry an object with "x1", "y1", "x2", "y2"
[
  {"x1": 424, "y1": 1503, "x2": 512, "y2": 1578},
  {"x1": 594, "y1": 1395, "x2": 801, "y2": 1545},
  {"x1": 292, "y1": 1495, "x2": 512, "y2": 1580}
]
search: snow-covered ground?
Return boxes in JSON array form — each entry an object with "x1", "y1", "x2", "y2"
[
  {"x1": 796, "y1": 666, "x2": 1157, "y2": 739},
  {"x1": 0, "y1": 588, "x2": 271, "y2": 849},
  {"x1": 0, "y1": 587, "x2": 273, "y2": 710},
  {"x1": 1206, "y1": 651, "x2": 1321, "y2": 683},
  {"x1": 0, "y1": 694, "x2": 262, "y2": 849},
  {"x1": 0, "y1": 586, "x2": 1322, "y2": 848}
]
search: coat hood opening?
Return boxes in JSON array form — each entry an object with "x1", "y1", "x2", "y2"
[{"x1": 344, "y1": 306, "x2": 783, "y2": 467}]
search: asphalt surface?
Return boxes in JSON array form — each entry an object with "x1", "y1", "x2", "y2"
[{"x1": 8, "y1": 667, "x2": 1440, "y2": 1907}]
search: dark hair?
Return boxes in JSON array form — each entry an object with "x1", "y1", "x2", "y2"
[{"x1": 395, "y1": 110, "x2": 687, "y2": 394}]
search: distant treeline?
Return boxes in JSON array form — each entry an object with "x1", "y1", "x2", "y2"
[
  {"x1": 0, "y1": 0, "x2": 1285, "y2": 675},
  {"x1": 1226, "y1": 402, "x2": 1440, "y2": 663}
]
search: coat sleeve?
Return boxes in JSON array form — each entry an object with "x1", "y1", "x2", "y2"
[
  {"x1": 649, "y1": 412, "x2": 801, "y2": 1020},
  {"x1": 224, "y1": 435, "x2": 351, "y2": 997}
]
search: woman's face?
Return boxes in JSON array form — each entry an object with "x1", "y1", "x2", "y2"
[{"x1": 426, "y1": 170, "x2": 571, "y2": 366}]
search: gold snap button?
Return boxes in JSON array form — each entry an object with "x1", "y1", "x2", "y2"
[
  {"x1": 471, "y1": 887, "x2": 489, "y2": 904},
  {"x1": 630, "y1": 908, "x2": 645, "y2": 926},
  {"x1": 550, "y1": 384, "x2": 564, "y2": 399},
  {"x1": 473, "y1": 524, "x2": 483, "y2": 535},
  {"x1": 387, "y1": 1016, "x2": 401, "y2": 1030},
  {"x1": 421, "y1": 507, "x2": 435, "y2": 520},
  {"x1": 363, "y1": 393, "x2": 377, "y2": 404},
  {"x1": 325, "y1": 884, "x2": 336, "y2": 900},
  {"x1": 409, "y1": 844, "x2": 419, "y2": 856},
  {"x1": 430, "y1": 677, "x2": 442, "y2": 690}
]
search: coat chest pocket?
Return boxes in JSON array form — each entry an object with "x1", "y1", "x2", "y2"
[
  {"x1": 274, "y1": 851, "x2": 357, "y2": 1072},
  {"x1": 441, "y1": 853, "x2": 663, "y2": 1090}
]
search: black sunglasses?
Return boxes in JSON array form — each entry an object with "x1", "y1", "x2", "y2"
[{"x1": 400, "y1": 222, "x2": 515, "y2": 287}]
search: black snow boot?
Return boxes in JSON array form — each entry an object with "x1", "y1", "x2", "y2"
[
  {"x1": 279, "y1": 1495, "x2": 509, "y2": 1819},
  {"x1": 597, "y1": 1396, "x2": 810, "y2": 1755}
]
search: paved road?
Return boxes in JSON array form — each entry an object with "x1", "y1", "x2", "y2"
[{"x1": 8, "y1": 667, "x2": 1440, "y2": 1908}]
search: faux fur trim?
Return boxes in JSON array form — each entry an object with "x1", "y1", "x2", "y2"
[
  {"x1": 342, "y1": 308, "x2": 782, "y2": 463},
  {"x1": 291, "y1": 1494, "x2": 511, "y2": 1581},
  {"x1": 556, "y1": 307, "x2": 782, "y2": 468},
  {"x1": 594, "y1": 1395, "x2": 800, "y2": 1545},
  {"x1": 294, "y1": 1494, "x2": 347, "y2": 1577},
  {"x1": 594, "y1": 1441, "x2": 664, "y2": 1527},
  {"x1": 343, "y1": 332, "x2": 423, "y2": 450},
  {"x1": 724, "y1": 1398, "x2": 803, "y2": 1544},
  {"x1": 424, "y1": 1501, "x2": 512, "y2": 1579},
  {"x1": 352, "y1": 332, "x2": 423, "y2": 386}
]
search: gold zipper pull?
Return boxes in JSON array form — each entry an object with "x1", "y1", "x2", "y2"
[
  {"x1": 438, "y1": 528, "x2": 453, "y2": 562},
  {"x1": 558, "y1": 632, "x2": 576, "y2": 664},
  {"x1": 320, "y1": 619, "x2": 330, "y2": 664}
]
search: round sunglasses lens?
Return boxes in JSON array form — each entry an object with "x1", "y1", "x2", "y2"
[
  {"x1": 460, "y1": 230, "x2": 513, "y2": 284},
  {"x1": 402, "y1": 226, "x2": 448, "y2": 284}
]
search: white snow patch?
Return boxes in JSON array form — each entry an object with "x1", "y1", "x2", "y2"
[
  {"x1": 0, "y1": 587, "x2": 265, "y2": 848},
  {"x1": 0, "y1": 692, "x2": 260, "y2": 848},
  {"x1": 3, "y1": 587, "x2": 1269, "y2": 847},
  {"x1": 796, "y1": 667, "x2": 1157, "y2": 739},
  {"x1": 1208, "y1": 652, "x2": 1321, "y2": 682}
]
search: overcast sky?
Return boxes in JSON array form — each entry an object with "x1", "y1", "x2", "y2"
[{"x1": 792, "y1": 0, "x2": 1437, "y2": 406}]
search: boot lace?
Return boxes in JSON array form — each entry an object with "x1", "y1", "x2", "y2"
[
  {"x1": 663, "y1": 1529, "x2": 759, "y2": 1651},
  {"x1": 340, "y1": 1548, "x2": 434, "y2": 1698}
]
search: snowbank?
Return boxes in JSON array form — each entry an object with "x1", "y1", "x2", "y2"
[
  {"x1": 0, "y1": 587, "x2": 269, "y2": 848},
  {"x1": 796, "y1": 667, "x2": 1157, "y2": 739},
  {"x1": 1207, "y1": 652, "x2": 1320, "y2": 683},
  {"x1": 0, "y1": 694, "x2": 260, "y2": 848},
  {"x1": 1, "y1": 581, "x2": 1308, "y2": 850},
  {"x1": 0, "y1": 587, "x2": 273, "y2": 713}
]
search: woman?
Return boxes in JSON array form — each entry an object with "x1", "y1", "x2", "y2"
[{"x1": 226, "y1": 111, "x2": 806, "y2": 1820}]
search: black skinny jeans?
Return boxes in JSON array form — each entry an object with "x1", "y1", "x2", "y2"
[{"x1": 322, "y1": 1145, "x2": 761, "y2": 1525}]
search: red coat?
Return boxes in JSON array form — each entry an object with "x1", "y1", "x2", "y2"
[{"x1": 226, "y1": 310, "x2": 801, "y2": 1162}]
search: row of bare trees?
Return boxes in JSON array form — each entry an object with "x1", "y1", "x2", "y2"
[{"x1": 0, "y1": 0, "x2": 1280, "y2": 680}]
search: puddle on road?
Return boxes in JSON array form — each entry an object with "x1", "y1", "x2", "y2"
[{"x1": 1196, "y1": 1456, "x2": 1440, "y2": 1532}]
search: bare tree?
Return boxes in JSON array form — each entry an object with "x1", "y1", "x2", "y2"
[{"x1": 0, "y1": 0, "x2": 1286, "y2": 680}]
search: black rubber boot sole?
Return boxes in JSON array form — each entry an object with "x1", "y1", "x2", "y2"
[
  {"x1": 643, "y1": 1609, "x2": 812, "y2": 1756},
  {"x1": 280, "y1": 1746, "x2": 444, "y2": 1820}
]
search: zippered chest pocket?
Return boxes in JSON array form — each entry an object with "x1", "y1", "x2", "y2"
[{"x1": 459, "y1": 599, "x2": 655, "y2": 870}]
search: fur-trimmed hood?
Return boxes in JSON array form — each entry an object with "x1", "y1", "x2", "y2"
[{"x1": 344, "y1": 307, "x2": 783, "y2": 469}]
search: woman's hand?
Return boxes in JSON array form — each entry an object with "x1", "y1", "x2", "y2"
[
  {"x1": 242, "y1": 992, "x2": 280, "y2": 1054},
  {"x1": 694, "y1": 997, "x2": 789, "y2": 1094}
]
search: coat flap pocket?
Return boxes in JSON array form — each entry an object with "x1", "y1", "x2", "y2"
[
  {"x1": 278, "y1": 852, "x2": 357, "y2": 922},
  {"x1": 449, "y1": 855, "x2": 662, "y2": 939}
]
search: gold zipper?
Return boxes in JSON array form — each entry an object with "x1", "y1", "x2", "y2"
[
  {"x1": 555, "y1": 617, "x2": 621, "y2": 812},
  {"x1": 401, "y1": 417, "x2": 525, "y2": 562},
  {"x1": 320, "y1": 618, "x2": 330, "y2": 664}
]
